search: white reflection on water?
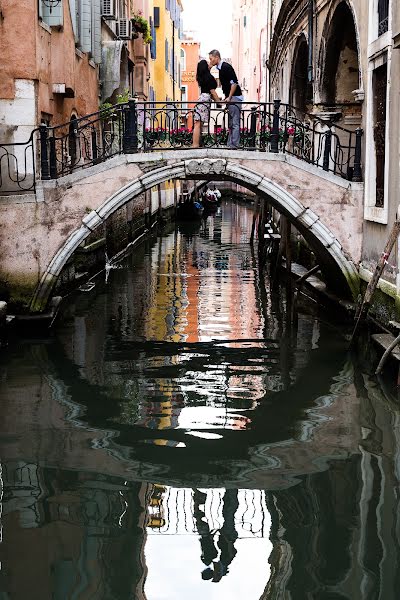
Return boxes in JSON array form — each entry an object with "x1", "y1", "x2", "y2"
[{"x1": 145, "y1": 487, "x2": 272, "y2": 599}]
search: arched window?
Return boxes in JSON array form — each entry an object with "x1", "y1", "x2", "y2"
[
  {"x1": 322, "y1": 2, "x2": 359, "y2": 105},
  {"x1": 290, "y1": 36, "x2": 312, "y2": 113}
]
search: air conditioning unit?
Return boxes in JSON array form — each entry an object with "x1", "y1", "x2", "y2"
[
  {"x1": 101, "y1": 0, "x2": 116, "y2": 19},
  {"x1": 117, "y1": 18, "x2": 132, "y2": 39}
]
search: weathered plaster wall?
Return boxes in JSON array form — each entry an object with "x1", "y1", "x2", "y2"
[
  {"x1": 0, "y1": 160, "x2": 143, "y2": 304},
  {"x1": 0, "y1": 1, "x2": 99, "y2": 134}
]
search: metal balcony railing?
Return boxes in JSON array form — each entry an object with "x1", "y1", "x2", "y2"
[
  {"x1": 378, "y1": 0, "x2": 389, "y2": 36},
  {"x1": 0, "y1": 100, "x2": 363, "y2": 195}
]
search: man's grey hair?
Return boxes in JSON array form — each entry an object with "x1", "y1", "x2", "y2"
[{"x1": 209, "y1": 49, "x2": 221, "y2": 58}]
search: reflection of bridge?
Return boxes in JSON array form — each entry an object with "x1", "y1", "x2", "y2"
[
  {"x1": 0, "y1": 101, "x2": 364, "y2": 312},
  {"x1": 1, "y1": 325, "x2": 400, "y2": 596},
  {"x1": 147, "y1": 487, "x2": 269, "y2": 539}
]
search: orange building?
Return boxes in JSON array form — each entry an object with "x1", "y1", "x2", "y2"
[
  {"x1": 0, "y1": 0, "x2": 100, "y2": 137},
  {"x1": 180, "y1": 34, "x2": 200, "y2": 103}
]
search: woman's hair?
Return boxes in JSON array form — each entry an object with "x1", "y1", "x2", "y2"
[{"x1": 196, "y1": 59, "x2": 211, "y2": 87}]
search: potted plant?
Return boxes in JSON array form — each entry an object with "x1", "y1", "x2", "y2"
[{"x1": 131, "y1": 10, "x2": 152, "y2": 44}]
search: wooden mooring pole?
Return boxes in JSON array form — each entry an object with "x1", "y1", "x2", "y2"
[
  {"x1": 350, "y1": 208, "x2": 400, "y2": 346},
  {"x1": 250, "y1": 197, "x2": 260, "y2": 245}
]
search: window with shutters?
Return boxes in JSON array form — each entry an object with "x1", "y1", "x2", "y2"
[
  {"x1": 154, "y1": 7, "x2": 160, "y2": 27},
  {"x1": 149, "y1": 17, "x2": 157, "y2": 59},
  {"x1": 118, "y1": 0, "x2": 126, "y2": 19},
  {"x1": 39, "y1": 0, "x2": 64, "y2": 27},
  {"x1": 165, "y1": 39, "x2": 169, "y2": 73},
  {"x1": 91, "y1": 0, "x2": 101, "y2": 63},
  {"x1": 180, "y1": 48, "x2": 186, "y2": 71}
]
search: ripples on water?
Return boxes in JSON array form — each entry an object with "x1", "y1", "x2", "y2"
[{"x1": 1, "y1": 199, "x2": 400, "y2": 599}]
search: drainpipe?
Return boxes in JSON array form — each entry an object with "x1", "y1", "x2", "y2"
[
  {"x1": 308, "y1": 0, "x2": 314, "y2": 84},
  {"x1": 172, "y1": 20, "x2": 176, "y2": 101}
]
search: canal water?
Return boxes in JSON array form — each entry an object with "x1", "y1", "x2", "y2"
[{"x1": 1, "y1": 199, "x2": 400, "y2": 599}]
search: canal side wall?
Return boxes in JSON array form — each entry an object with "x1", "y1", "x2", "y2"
[
  {"x1": 0, "y1": 150, "x2": 363, "y2": 312},
  {"x1": 0, "y1": 158, "x2": 180, "y2": 310}
]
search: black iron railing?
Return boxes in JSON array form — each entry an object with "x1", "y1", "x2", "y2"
[
  {"x1": 0, "y1": 100, "x2": 363, "y2": 194},
  {"x1": 0, "y1": 130, "x2": 36, "y2": 193},
  {"x1": 378, "y1": 0, "x2": 389, "y2": 36}
]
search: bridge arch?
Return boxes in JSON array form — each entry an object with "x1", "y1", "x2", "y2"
[{"x1": 30, "y1": 158, "x2": 359, "y2": 312}]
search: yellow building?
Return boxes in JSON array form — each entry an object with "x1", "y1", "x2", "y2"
[{"x1": 149, "y1": 0, "x2": 183, "y2": 103}]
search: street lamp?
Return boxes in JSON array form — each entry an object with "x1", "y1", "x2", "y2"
[{"x1": 42, "y1": 0, "x2": 62, "y2": 9}]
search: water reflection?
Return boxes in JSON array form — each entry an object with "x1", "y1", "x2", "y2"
[{"x1": 1, "y1": 200, "x2": 400, "y2": 598}]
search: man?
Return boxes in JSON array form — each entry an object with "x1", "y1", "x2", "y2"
[{"x1": 209, "y1": 49, "x2": 243, "y2": 149}]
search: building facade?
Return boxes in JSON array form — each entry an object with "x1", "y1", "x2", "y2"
[
  {"x1": 234, "y1": 0, "x2": 400, "y2": 316},
  {"x1": 180, "y1": 34, "x2": 200, "y2": 103},
  {"x1": 151, "y1": 0, "x2": 183, "y2": 102},
  {"x1": 232, "y1": 0, "x2": 271, "y2": 103},
  {"x1": 0, "y1": 0, "x2": 101, "y2": 144}
]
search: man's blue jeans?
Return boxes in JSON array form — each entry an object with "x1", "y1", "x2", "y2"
[{"x1": 227, "y1": 98, "x2": 242, "y2": 148}]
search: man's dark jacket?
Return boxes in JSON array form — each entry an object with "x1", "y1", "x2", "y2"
[{"x1": 218, "y1": 62, "x2": 242, "y2": 98}]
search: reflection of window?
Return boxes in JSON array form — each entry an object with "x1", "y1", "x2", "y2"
[{"x1": 378, "y1": 0, "x2": 389, "y2": 36}]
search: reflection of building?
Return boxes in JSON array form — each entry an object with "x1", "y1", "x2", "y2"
[
  {"x1": 1, "y1": 464, "x2": 151, "y2": 600},
  {"x1": 147, "y1": 484, "x2": 167, "y2": 528}
]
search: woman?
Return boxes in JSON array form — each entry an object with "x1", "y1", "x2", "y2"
[{"x1": 192, "y1": 60, "x2": 221, "y2": 148}]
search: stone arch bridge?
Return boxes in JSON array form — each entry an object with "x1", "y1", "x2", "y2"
[{"x1": 0, "y1": 148, "x2": 363, "y2": 313}]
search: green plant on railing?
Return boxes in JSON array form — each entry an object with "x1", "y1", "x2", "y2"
[
  {"x1": 100, "y1": 89, "x2": 131, "y2": 118},
  {"x1": 100, "y1": 101, "x2": 114, "y2": 118},
  {"x1": 169, "y1": 127, "x2": 192, "y2": 145},
  {"x1": 258, "y1": 124, "x2": 304, "y2": 144},
  {"x1": 145, "y1": 127, "x2": 168, "y2": 145},
  {"x1": 131, "y1": 11, "x2": 152, "y2": 44},
  {"x1": 203, "y1": 127, "x2": 228, "y2": 146},
  {"x1": 116, "y1": 89, "x2": 130, "y2": 104}
]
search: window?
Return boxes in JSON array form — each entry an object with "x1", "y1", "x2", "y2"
[
  {"x1": 378, "y1": 0, "x2": 389, "y2": 36},
  {"x1": 128, "y1": 59, "x2": 134, "y2": 96},
  {"x1": 150, "y1": 17, "x2": 156, "y2": 60},
  {"x1": 180, "y1": 48, "x2": 186, "y2": 71},
  {"x1": 70, "y1": 0, "x2": 95, "y2": 53},
  {"x1": 118, "y1": 0, "x2": 126, "y2": 18},
  {"x1": 154, "y1": 6, "x2": 160, "y2": 27},
  {"x1": 373, "y1": 62, "x2": 388, "y2": 207},
  {"x1": 181, "y1": 85, "x2": 187, "y2": 103},
  {"x1": 39, "y1": 0, "x2": 63, "y2": 27},
  {"x1": 165, "y1": 39, "x2": 169, "y2": 73}
]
